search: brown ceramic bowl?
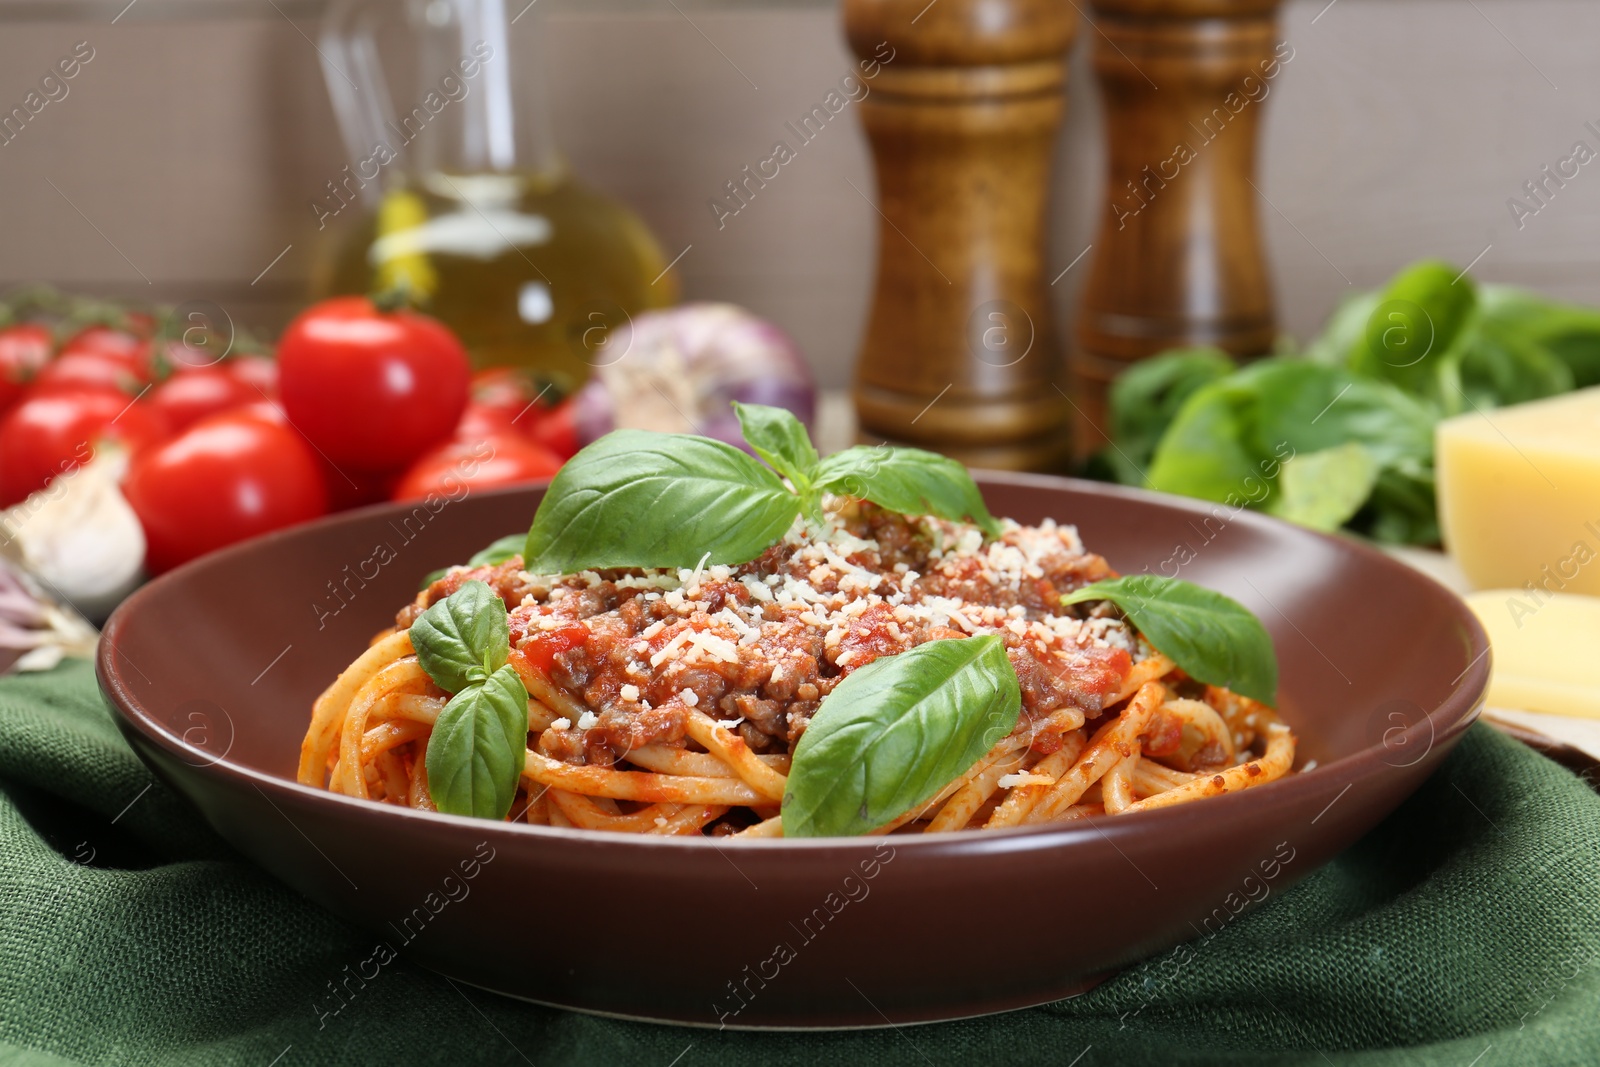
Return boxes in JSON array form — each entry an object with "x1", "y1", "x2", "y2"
[{"x1": 97, "y1": 474, "x2": 1487, "y2": 1029}]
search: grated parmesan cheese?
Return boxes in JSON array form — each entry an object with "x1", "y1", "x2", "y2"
[
  {"x1": 490, "y1": 495, "x2": 1129, "y2": 751},
  {"x1": 998, "y1": 772, "x2": 1057, "y2": 789}
]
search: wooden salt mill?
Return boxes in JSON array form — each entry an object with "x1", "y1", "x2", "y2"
[
  {"x1": 844, "y1": 0, "x2": 1076, "y2": 472},
  {"x1": 1072, "y1": 0, "x2": 1283, "y2": 455}
]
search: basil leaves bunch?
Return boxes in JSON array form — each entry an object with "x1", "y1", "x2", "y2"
[
  {"x1": 522, "y1": 403, "x2": 1000, "y2": 575},
  {"x1": 409, "y1": 580, "x2": 530, "y2": 819},
  {"x1": 1061, "y1": 574, "x2": 1277, "y2": 706},
  {"x1": 1100, "y1": 258, "x2": 1600, "y2": 545}
]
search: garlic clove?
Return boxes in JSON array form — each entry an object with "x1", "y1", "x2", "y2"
[{"x1": 1, "y1": 448, "x2": 146, "y2": 621}]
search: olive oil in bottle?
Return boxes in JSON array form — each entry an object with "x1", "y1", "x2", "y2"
[
  {"x1": 313, "y1": 0, "x2": 675, "y2": 384},
  {"x1": 313, "y1": 170, "x2": 675, "y2": 384}
]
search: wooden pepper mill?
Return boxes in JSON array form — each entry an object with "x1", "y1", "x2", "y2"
[
  {"x1": 1073, "y1": 0, "x2": 1283, "y2": 455},
  {"x1": 844, "y1": 0, "x2": 1076, "y2": 472}
]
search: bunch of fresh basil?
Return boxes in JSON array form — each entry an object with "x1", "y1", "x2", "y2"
[
  {"x1": 410, "y1": 402, "x2": 1280, "y2": 836},
  {"x1": 1093, "y1": 260, "x2": 1600, "y2": 544}
]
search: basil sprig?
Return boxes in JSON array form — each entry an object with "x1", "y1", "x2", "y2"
[
  {"x1": 410, "y1": 578, "x2": 512, "y2": 691},
  {"x1": 782, "y1": 636, "x2": 1021, "y2": 837},
  {"x1": 409, "y1": 580, "x2": 530, "y2": 819},
  {"x1": 522, "y1": 402, "x2": 1000, "y2": 574},
  {"x1": 814, "y1": 446, "x2": 1001, "y2": 539},
  {"x1": 1061, "y1": 575, "x2": 1277, "y2": 706},
  {"x1": 738, "y1": 402, "x2": 1000, "y2": 536},
  {"x1": 524, "y1": 429, "x2": 799, "y2": 573},
  {"x1": 735, "y1": 401, "x2": 821, "y2": 507}
]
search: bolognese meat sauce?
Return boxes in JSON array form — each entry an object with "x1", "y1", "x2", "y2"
[{"x1": 399, "y1": 500, "x2": 1145, "y2": 769}]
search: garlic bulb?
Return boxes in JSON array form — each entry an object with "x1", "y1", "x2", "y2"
[
  {"x1": 0, "y1": 557, "x2": 98, "y2": 672},
  {"x1": 1, "y1": 449, "x2": 146, "y2": 621}
]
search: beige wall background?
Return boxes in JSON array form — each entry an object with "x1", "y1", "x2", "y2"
[{"x1": 0, "y1": 0, "x2": 1596, "y2": 388}]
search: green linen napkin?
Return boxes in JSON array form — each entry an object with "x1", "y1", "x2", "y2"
[{"x1": 0, "y1": 662, "x2": 1597, "y2": 1067}]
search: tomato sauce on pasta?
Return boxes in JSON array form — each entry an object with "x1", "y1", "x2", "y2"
[{"x1": 299, "y1": 499, "x2": 1295, "y2": 835}]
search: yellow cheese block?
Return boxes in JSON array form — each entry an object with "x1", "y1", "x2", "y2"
[
  {"x1": 1436, "y1": 387, "x2": 1600, "y2": 597},
  {"x1": 1466, "y1": 589, "x2": 1600, "y2": 719}
]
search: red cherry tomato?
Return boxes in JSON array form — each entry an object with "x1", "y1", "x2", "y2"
[
  {"x1": 456, "y1": 401, "x2": 519, "y2": 441},
  {"x1": 0, "y1": 324, "x2": 53, "y2": 412},
  {"x1": 215, "y1": 398, "x2": 392, "y2": 511},
  {"x1": 391, "y1": 433, "x2": 562, "y2": 503},
  {"x1": 226, "y1": 355, "x2": 278, "y2": 398},
  {"x1": 31, "y1": 352, "x2": 143, "y2": 396},
  {"x1": 59, "y1": 326, "x2": 151, "y2": 379},
  {"x1": 219, "y1": 399, "x2": 391, "y2": 511},
  {"x1": 530, "y1": 397, "x2": 579, "y2": 459},
  {"x1": 226, "y1": 399, "x2": 291, "y2": 428},
  {"x1": 157, "y1": 339, "x2": 217, "y2": 376},
  {"x1": 509, "y1": 623, "x2": 589, "y2": 681},
  {"x1": 147, "y1": 366, "x2": 256, "y2": 433},
  {"x1": 0, "y1": 388, "x2": 169, "y2": 506},
  {"x1": 470, "y1": 367, "x2": 549, "y2": 429},
  {"x1": 277, "y1": 297, "x2": 469, "y2": 473},
  {"x1": 123, "y1": 410, "x2": 328, "y2": 574},
  {"x1": 122, "y1": 311, "x2": 158, "y2": 339}
]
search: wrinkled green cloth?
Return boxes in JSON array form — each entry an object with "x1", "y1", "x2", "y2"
[{"x1": 0, "y1": 663, "x2": 1596, "y2": 1067}]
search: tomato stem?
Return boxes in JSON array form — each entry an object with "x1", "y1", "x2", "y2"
[{"x1": 370, "y1": 283, "x2": 415, "y2": 314}]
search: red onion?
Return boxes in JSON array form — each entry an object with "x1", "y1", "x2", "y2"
[{"x1": 574, "y1": 303, "x2": 815, "y2": 450}]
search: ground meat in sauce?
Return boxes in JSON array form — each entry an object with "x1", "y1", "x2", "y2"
[{"x1": 396, "y1": 501, "x2": 1145, "y2": 768}]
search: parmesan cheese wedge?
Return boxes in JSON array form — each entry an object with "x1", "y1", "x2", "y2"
[
  {"x1": 1437, "y1": 387, "x2": 1600, "y2": 597},
  {"x1": 1465, "y1": 589, "x2": 1600, "y2": 719}
]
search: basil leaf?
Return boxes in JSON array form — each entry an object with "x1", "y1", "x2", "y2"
[
  {"x1": 1455, "y1": 323, "x2": 1573, "y2": 410},
  {"x1": 1062, "y1": 575, "x2": 1277, "y2": 706},
  {"x1": 814, "y1": 446, "x2": 1001, "y2": 538},
  {"x1": 424, "y1": 663, "x2": 529, "y2": 819},
  {"x1": 1144, "y1": 368, "x2": 1266, "y2": 505},
  {"x1": 523, "y1": 429, "x2": 801, "y2": 574},
  {"x1": 733, "y1": 401, "x2": 820, "y2": 493},
  {"x1": 1144, "y1": 359, "x2": 1437, "y2": 545},
  {"x1": 1346, "y1": 259, "x2": 1476, "y2": 399},
  {"x1": 783, "y1": 636, "x2": 1021, "y2": 837},
  {"x1": 408, "y1": 579, "x2": 511, "y2": 693},
  {"x1": 1267, "y1": 443, "x2": 1379, "y2": 532},
  {"x1": 1304, "y1": 289, "x2": 1381, "y2": 365},
  {"x1": 1366, "y1": 463, "x2": 1439, "y2": 545},
  {"x1": 1250, "y1": 363, "x2": 1435, "y2": 471},
  {"x1": 1103, "y1": 348, "x2": 1235, "y2": 484},
  {"x1": 469, "y1": 534, "x2": 525, "y2": 568},
  {"x1": 1479, "y1": 284, "x2": 1600, "y2": 388}
]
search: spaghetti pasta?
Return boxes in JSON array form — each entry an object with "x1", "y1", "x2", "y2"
[{"x1": 298, "y1": 499, "x2": 1297, "y2": 836}]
